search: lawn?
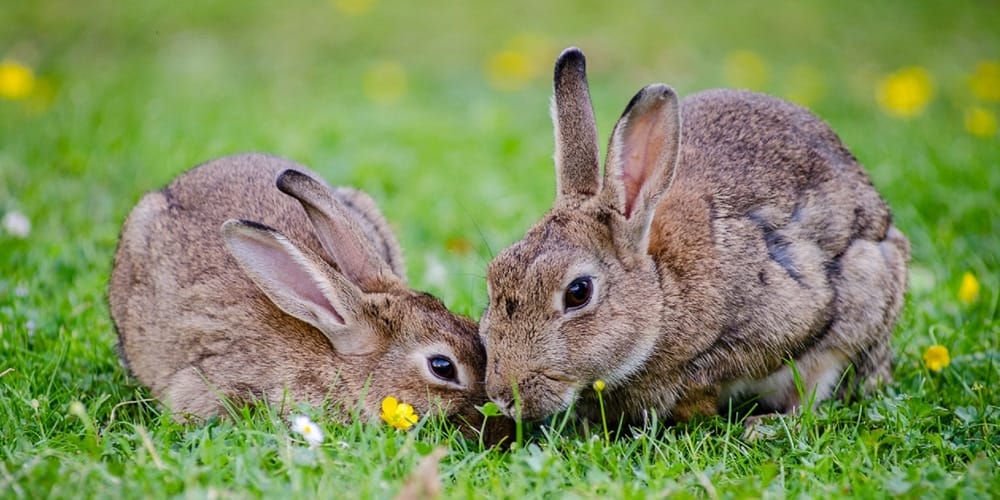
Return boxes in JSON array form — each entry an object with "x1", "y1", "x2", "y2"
[{"x1": 2, "y1": 0, "x2": 998, "y2": 497}]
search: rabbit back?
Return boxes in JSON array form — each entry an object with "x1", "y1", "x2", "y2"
[
  {"x1": 110, "y1": 153, "x2": 397, "y2": 416},
  {"x1": 648, "y1": 89, "x2": 909, "y2": 415}
]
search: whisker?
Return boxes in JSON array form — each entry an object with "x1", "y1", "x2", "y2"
[{"x1": 464, "y1": 206, "x2": 495, "y2": 263}]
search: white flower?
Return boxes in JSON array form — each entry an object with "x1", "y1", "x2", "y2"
[
  {"x1": 2, "y1": 211, "x2": 30, "y2": 238},
  {"x1": 290, "y1": 415, "x2": 324, "y2": 447}
]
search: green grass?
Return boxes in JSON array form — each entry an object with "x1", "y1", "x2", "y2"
[{"x1": 2, "y1": 0, "x2": 998, "y2": 497}]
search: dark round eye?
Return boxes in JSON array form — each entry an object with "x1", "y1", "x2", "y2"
[
  {"x1": 428, "y1": 355, "x2": 457, "y2": 382},
  {"x1": 563, "y1": 276, "x2": 593, "y2": 311}
]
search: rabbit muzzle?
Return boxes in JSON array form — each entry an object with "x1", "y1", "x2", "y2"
[
  {"x1": 448, "y1": 403, "x2": 517, "y2": 448},
  {"x1": 485, "y1": 366, "x2": 581, "y2": 420}
]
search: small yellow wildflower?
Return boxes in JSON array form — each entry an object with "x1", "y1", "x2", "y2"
[
  {"x1": 484, "y1": 34, "x2": 549, "y2": 92},
  {"x1": 0, "y1": 60, "x2": 36, "y2": 100},
  {"x1": 964, "y1": 107, "x2": 997, "y2": 138},
  {"x1": 331, "y1": 0, "x2": 375, "y2": 15},
  {"x1": 362, "y1": 61, "x2": 407, "y2": 105},
  {"x1": 381, "y1": 396, "x2": 419, "y2": 431},
  {"x1": 291, "y1": 415, "x2": 324, "y2": 447},
  {"x1": 723, "y1": 50, "x2": 768, "y2": 90},
  {"x1": 958, "y1": 272, "x2": 980, "y2": 305},
  {"x1": 486, "y1": 50, "x2": 533, "y2": 91},
  {"x1": 877, "y1": 67, "x2": 934, "y2": 118},
  {"x1": 969, "y1": 61, "x2": 1000, "y2": 102},
  {"x1": 592, "y1": 379, "x2": 606, "y2": 392},
  {"x1": 923, "y1": 345, "x2": 950, "y2": 372}
]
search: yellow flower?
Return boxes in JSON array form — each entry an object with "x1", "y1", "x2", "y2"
[
  {"x1": 723, "y1": 50, "x2": 768, "y2": 90},
  {"x1": 362, "y1": 61, "x2": 407, "y2": 105},
  {"x1": 969, "y1": 61, "x2": 1000, "y2": 102},
  {"x1": 380, "y1": 396, "x2": 419, "y2": 431},
  {"x1": 958, "y1": 272, "x2": 980, "y2": 305},
  {"x1": 964, "y1": 107, "x2": 997, "y2": 138},
  {"x1": 923, "y1": 345, "x2": 950, "y2": 372},
  {"x1": 484, "y1": 34, "x2": 549, "y2": 91},
  {"x1": 877, "y1": 67, "x2": 933, "y2": 118},
  {"x1": 592, "y1": 379, "x2": 606, "y2": 392},
  {"x1": 486, "y1": 50, "x2": 531, "y2": 91},
  {"x1": 0, "y1": 59, "x2": 36, "y2": 100},
  {"x1": 331, "y1": 0, "x2": 375, "y2": 15}
]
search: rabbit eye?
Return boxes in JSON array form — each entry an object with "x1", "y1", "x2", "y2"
[
  {"x1": 563, "y1": 276, "x2": 593, "y2": 311},
  {"x1": 428, "y1": 355, "x2": 458, "y2": 382}
]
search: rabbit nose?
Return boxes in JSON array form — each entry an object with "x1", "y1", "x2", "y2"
[{"x1": 486, "y1": 375, "x2": 515, "y2": 414}]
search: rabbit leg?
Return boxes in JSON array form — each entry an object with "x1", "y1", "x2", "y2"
[
  {"x1": 734, "y1": 348, "x2": 848, "y2": 441},
  {"x1": 671, "y1": 384, "x2": 720, "y2": 422},
  {"x1": 162, "y1": 366, "x2": 234, "y2": 419},
  {"x1": 825, "y1": 224, "x2": 909, "y2": 397},
  {"x1": 722, "y1": 347, "x2": 850, "y2": 416}
]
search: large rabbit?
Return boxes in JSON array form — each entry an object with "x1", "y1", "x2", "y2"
[
  {"x1": 481, "y1": 48, "x2": 910, "y2": 425},
  {"x1": 110, "y1": 153, "x2": 504, "y2": 439}
]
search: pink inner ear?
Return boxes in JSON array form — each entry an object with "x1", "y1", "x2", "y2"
[
  {"x1": 269, "y1": 255, "x2": 345, "y2": 324},
  {"x1": 231, "y1": 236, "x2": 346, "y2": 326},
  {"x1": 619, "y1": 111, "x2": 669, "y2": 218}
]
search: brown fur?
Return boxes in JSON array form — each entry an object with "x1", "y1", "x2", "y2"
[
  {"x1": 481, "y1": 48, "x2": 909, "y2": 424},
  {"x1": 110, "y1": 153, "x2": 509, "y2": 440}
]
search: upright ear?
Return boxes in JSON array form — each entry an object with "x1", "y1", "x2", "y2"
[
  {"x1": 552, "y1": 47, "x2": 601, "y2": 205},
  {"x1": 601, "y1": 84, "x2": 682, "y2": 253},
  {"x1": 221, "y1": 219, "x2": 376, "y2": 356},
  {"x1": 275, "y1": 169, "x2": 399, "y2": 291}
]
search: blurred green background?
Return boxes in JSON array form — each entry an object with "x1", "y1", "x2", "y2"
[
  {"x1": 0, "y1": 0, "x2": 998, "y2": 496},
  {"x1": 2, "y1": 0, "x2": 997, "y2": 313}
]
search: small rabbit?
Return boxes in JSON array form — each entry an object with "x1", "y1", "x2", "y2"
[
  {"x1": 481, "y1": 48, "x2": 910, "y2": 425},
  {"x1": 110, "y1": 153, "x2": 503, "y2": 439}
]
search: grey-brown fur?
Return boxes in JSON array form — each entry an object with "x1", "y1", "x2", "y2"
[
  {"x1": 481, "y1": 48, "x2": 910, "y2": 424},
  {"x1": 552, "y1": 48, "x2": 602, "y2": 201},
  {"x1": 110, "y1": 153, "x2": 505, "y2": 439}
]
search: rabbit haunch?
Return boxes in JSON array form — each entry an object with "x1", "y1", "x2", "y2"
[
  {"x1": 480, "y1": 48, "x2": 909, "y2": 424},
  {"x1": 109, "y1": 153, "x2": 500, "y2": 436}
]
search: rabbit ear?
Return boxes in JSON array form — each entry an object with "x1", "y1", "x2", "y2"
[
  {"x1": 601, "y1": 83, "x2": 682, "y2": 252},
  {"x1": 276, "y1": 169, "x2": 399, "y2": 291},
  {"x1": 221, "y1": 219, "x2": 376, "y2": 356},
  {"x1": 552, "y1": 47, "x2": 601, "y2": 205}
]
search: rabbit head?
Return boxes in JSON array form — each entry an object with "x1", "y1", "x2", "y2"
[{"x1": 481, "y1": 48, "x2": 682, "y2": 419}]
